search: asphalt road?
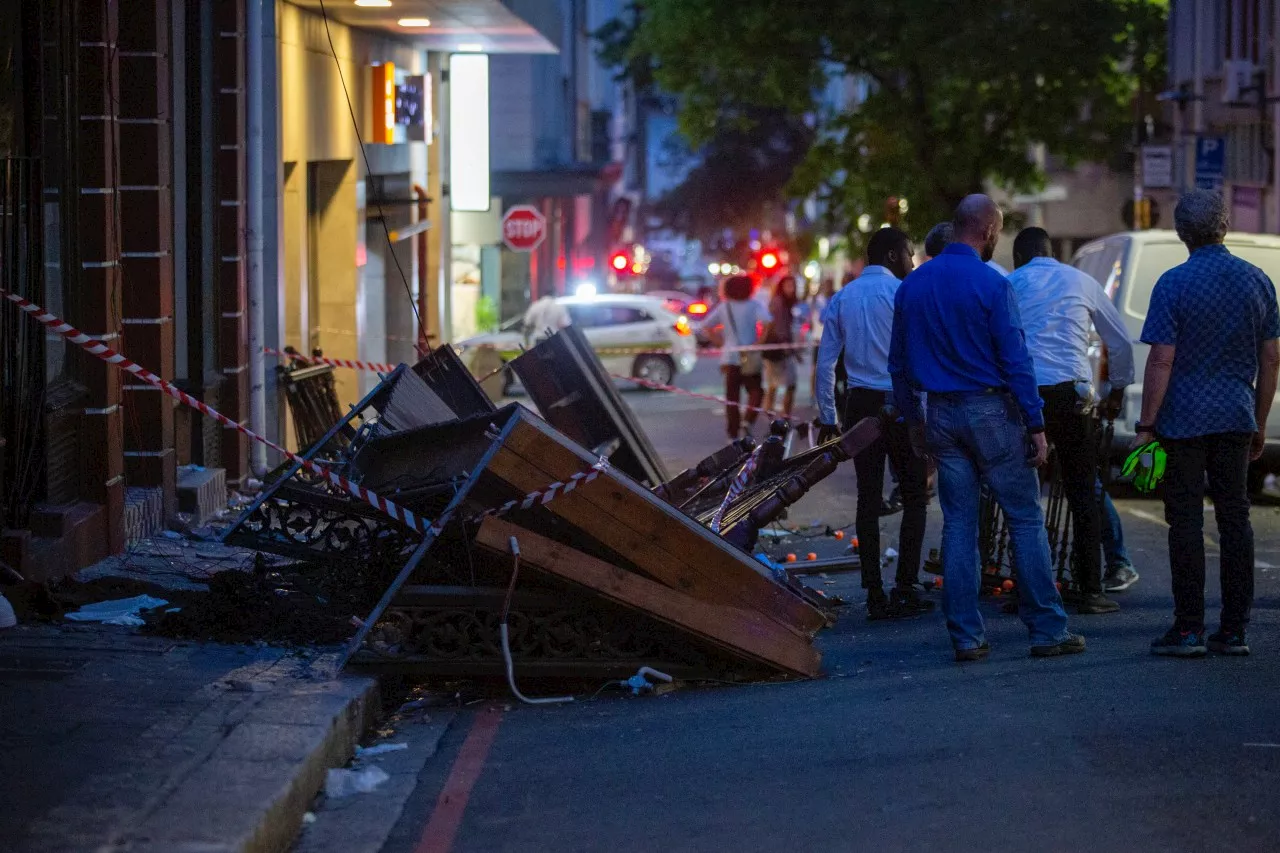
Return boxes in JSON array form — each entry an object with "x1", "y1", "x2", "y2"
[{"x1": 358, "y1": 360, "x2": 1280, "y2": 853}]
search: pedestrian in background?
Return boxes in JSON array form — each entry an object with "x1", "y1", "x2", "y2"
[
  {"x1": 1007, "y1": 226, "x2": 1134, "y2": 615},
  {"x1": 816, "y1": 227, "x2": 933, "y2": 620},
  {"x1": 809, "y1": 277, "x2": 836, "y2": 403},
  {"x1": 925, "y1": 218, "x2": 1007, "y2": 274},
  {"x1": 762, "y1": 275, "x2": 800, "y2": 420},
  {"x1": 922, "y1": 221, "x2": 953, "y2": 262},
  {"x1": 522, "y1": 294, "x2": 570, "y2": 344},
  {"x1": 1137, "y1": 189, "x2": 1280, "y2": 658},
  {"x1": 698, "y1": 274, "x2": 771, "y2": 441},
  {"x1": 890, "y1": 194, "x2": 1082, "y2": 661}
]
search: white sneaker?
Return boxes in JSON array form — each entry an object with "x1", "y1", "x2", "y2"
[{"x1": 0, "y1": 592, "x2": 16, "y2": 629}]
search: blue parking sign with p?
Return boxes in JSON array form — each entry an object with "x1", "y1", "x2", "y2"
[{"x1": 1195, "y1": 135, "x2": 1225, "y2": 191}]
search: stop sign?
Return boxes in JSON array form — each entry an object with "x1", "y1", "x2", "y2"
[{"x1": 501, "y1": 205, "x2": 547, "y2": 253}]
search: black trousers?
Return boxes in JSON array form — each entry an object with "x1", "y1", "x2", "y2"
[
  {"x1": 842, "y1": 387, "x2": 928, "y2": 589},
  {"x1": 721, "y1": 365, "x2": 763, "y2": 439},
  {"x1": 1162, "y1": 432, "x2": 1255, "y2": 633},
  {"x1": 1040, "y1": 384, "x2": 1103, "y2": 595}
]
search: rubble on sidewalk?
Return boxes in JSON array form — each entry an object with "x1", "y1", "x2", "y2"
[{"x1": 205, "y1": 336, "x2": 886, "y2": 682}]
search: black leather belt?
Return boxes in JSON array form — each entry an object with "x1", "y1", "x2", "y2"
[{"x1": 928, "y1": 387, "x2": 1004, "y2": 402}]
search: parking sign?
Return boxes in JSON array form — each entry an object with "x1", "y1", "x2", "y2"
[{"x1": 1194, "y1": 136, "x2": 1225, "y2": 191}]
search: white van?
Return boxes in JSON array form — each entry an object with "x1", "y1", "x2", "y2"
[{"x1": 1072, "y1": 230, "x2": 1280, "y2": 487}]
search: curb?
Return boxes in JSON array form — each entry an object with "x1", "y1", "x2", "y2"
[{"x1": 121, "y1": 675, "x2": 381, "y2": 853}]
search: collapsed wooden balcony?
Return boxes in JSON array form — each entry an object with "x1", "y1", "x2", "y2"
[{"x1": 222, "y1": 335, "x2": 882, "y2": 682}]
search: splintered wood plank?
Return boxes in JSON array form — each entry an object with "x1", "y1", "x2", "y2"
[
  {"x1": 476, "y1": 518, "x2": 822, "y2": 678},
  {"x1": 480, "y1": 416, "x2": 826, "y2": 637}
]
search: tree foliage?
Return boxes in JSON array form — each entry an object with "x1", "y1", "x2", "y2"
[
  {"x1": 648, "y1": 107, "x2": 814, "y2": 244},
  {"x1": 599, "y1": 0, "x2": 1167, "y2": 239}
]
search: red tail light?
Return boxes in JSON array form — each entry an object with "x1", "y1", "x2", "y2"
[
  {"x1": 688, "y1": 301, "x2": 709, "y2": 315},
  {"x1": 673, "y1": 316, "x2": 692, "y2": 336}
]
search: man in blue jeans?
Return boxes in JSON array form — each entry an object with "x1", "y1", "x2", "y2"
[
  {"x1": 890, "y1": 194, "x2": 1083, "y2": 661},
  {"x1": 1098, "y1": 481, "x2": 1139, "y2": 591}
]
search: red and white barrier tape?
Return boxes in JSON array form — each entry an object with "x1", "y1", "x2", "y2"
[
  {"x1": 465, "y1": 340, "x2": 811, "y2": 358},
  {"x1": 470, "y1": 457, "x2": 610, "y2": 523},
  {"x1": 710, "y1": 446, "x2": 762, "y2": 533},
  {"x1": 0, "y1": 290, "x2": 432, "y2": 535},
  {"x1": 267, "y1": 340, "x2": 811, "y2": 373},
  {"x1": 264, "y1": 347, "x2": 398, "y2": 374},
  {"x1": 608, "y1": 372, "x2": 793, "y2": 420}
]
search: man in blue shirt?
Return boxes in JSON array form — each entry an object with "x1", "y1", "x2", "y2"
[
  {"x1": 816, "y1": 227, "x2": 933, "y2": 620},
  {"x1": 1137, "y1": 189, "x2": 1280, "y2": 658},
  {"x1": 890, "y1": 194, "x2": 1081, "y2": 661},
  {"x1": 1008, "y1": 226, "x2": 1134, "y2": 614}
]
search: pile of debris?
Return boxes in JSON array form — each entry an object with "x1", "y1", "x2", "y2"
[{"x1": 220, "y1": 327, "x2": 885, "y2": 682}]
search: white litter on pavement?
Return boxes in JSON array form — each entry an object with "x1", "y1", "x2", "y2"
[
  {"x1": 356, "y1": 742, "x2": 410, "y2": 757},
  {"x1": 0, "y1": 593, "x2": 16, "y2": 629},
  {"x1": 325, "y1": 766, "x2": 391, "y2": 798},
  {"x1": 64, "y1": 594, "x2": 170, "y2": 626}
]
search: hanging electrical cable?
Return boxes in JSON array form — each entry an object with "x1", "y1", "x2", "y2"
[{"x1": 315, "y1": 0, "x2": 427, "y2": 351}]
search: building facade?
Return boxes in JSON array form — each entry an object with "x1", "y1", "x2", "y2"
[
  {"x1": 1165, "y1": 0, "x2": 1280, "y2": 233},
  {"x1": 1, "y1": 0, "x2": 259, "y2": 578},
  {"x1": 0, "y1": 0, "x2": 557, "y2": 578}
]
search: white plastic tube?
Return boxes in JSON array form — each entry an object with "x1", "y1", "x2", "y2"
[
  {"x1": 499, "y1": 624, "x2": 573, "y2": 706},
  {"x1": 500, "y1": 536, "x2": 573, "y2": 706}
]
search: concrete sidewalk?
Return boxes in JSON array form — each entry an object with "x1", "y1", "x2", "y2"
[{"x1": 1, "y1": 623, "x2": 377, "y2": 853}]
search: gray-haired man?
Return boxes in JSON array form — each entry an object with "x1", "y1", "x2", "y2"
[{"x1": 1137, "y1": 190, "x2": 1280, "y2": 657}]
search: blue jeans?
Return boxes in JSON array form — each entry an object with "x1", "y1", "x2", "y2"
[
  {"x1": 927, "y1": 393, "x2": 1071, "y2": 650},
  {"x1": 1096, "y1": 480, "x2": 1130, "y2": 569}
]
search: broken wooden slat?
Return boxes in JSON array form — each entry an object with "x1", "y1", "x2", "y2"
[
  {"x1": 484, "y1": 414, "x2": 826, "y2": 637},
  {"x1": 510, "y1": 324, "x2": 670, "y2": 486},
  {"x1": 476, "y1": 518, "x2": 822, "y2": 678}
]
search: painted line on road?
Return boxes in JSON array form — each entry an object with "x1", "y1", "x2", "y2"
[
  {"x1": 414, "y1": 708, "x2": 504, "y2": 853},
  {"x1": 1121, "y1": 506, "x2": 1221, "y2": 550},
  {"x1": 1243, "y1": 742, "x2": 1280, "y2": 748},
  {"x1": 1122, "y1": 507, "x2": 1168, "y2": 528}
]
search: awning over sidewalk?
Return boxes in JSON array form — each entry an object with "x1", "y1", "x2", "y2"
[
  {"x1": 285, "y1": 0, "x2": 557, "y2": 54},
  {"x1": 491, "y1": 166, "x2": 607, "y2": 199}
]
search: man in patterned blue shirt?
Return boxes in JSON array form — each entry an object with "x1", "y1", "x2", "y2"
[{"x1": 1138, "y1": 189, "x2": 1280, "y2": 658}]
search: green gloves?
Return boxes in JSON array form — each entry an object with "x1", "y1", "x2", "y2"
[{"x1": 1122, "y1": 440, "x2": 1167, "y2": 494}]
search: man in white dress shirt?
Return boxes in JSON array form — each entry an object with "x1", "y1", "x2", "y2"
[
  {"x1": 816, "y1": 227, "x2": 934, "y2": 620},
  {"x1": 1007, "y1": 227, "x2": 1135, "y2": 614}
]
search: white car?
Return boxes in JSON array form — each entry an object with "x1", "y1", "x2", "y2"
[
  {"x1": 1073, "y1": 229, "x2": 1280, "y2": 488},
  {"x1": 460, "y1": 294, "x2": 698, "y2": 388}
]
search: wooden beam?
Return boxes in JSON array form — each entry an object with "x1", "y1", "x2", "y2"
[
  {"x1": 483, "y1": 416, "x2": 826, "y2": 637},
  {"x1": 476, "y1": 518, "x2": 822, "y2": 678}
]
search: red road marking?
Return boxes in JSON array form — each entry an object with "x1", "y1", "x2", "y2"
[{"x1": 414, "y1": 708, "x2": 503, "y2": 853}]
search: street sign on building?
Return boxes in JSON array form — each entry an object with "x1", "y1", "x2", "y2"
[
  {"x1": 502, "y1": 205, "x2": 547, "y2": 253},
  {"x1": 1141, "y1": 145, "x2": 1174, "y2": 189},
  {"x1": 1195, "y1": 135, "x2": 1226, "y2": 191}
]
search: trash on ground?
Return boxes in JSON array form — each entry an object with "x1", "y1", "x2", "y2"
[
  {"x1": 324, "y1": 766, "x2": 390, "y2": 798},
  {"x1": 356, "y1": 742, "x2": 410, "y2": 757},
  {"x1": 226, "y1": 678, "x2": 273, "y2": 692},
  {"x1": 64, "y1": 594, "x2": 169, "y2": 626}
]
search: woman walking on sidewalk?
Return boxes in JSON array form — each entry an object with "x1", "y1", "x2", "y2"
[
  {"x1": 698, "y1": 275, "x2": 771, "y2": 440},
  {"x1": 762, "y1": 275, "x2": 800, "y2": 420}
]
